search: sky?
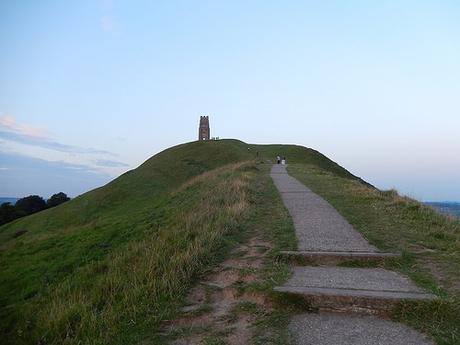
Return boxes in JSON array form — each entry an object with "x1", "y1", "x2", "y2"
[{"x1": 1, "y1": 1, "x2": 459, "y2": 201}]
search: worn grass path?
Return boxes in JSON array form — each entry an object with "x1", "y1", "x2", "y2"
[{"x1": 156, "y1": 163, "x2": 299, "y2": 345}]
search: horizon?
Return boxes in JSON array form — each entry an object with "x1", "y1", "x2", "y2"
[
  {"x1": 0, "y1": 137, "x2": 459, "y2": 203},
  {"x1": 1, "y1": 1, "x2": 459, "y2": 202}
]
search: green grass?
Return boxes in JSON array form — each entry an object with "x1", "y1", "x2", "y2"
[
  {"x1": 2, "y1": 139, "x2": 457, "y2": 344},
  {"x1": 1, "y1": 140, "x2": 253, "y2": 342},
  {"x1": 288, "y1": 163, "x2": 460, "y2": 345},
  {"x1": 0, "y1": 139, "x2": 349, "y2": 345},
  {"x1": 7, "y1": 161, "x2": 255, "y2": 345}
]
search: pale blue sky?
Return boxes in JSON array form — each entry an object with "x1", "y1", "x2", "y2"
[{"x1": 1, "y1": 1, "x2": 459, "y2": 201}]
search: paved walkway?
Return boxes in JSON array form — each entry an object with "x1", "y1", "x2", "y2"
[
  {"x1": 270, "y1": 164, "x2": 435, "y2": 345},
  {"x1": 289, "y1": 314, "x2": 433, "y2": 345},
  {"x1": 270, "y1": 164, "x2": 376, "y2": 252}
]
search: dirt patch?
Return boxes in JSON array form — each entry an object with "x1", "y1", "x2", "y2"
[
  {"x1": 171, "y1": 313, "x2": 214, "y2": 329},
  {"x1": 222, "y1": 257, "x2": 264, "y2": 269},
  {"x1": 186, "y1": 287, "x2": 207, "y2": 305},
  {"x1": 241, "y1": 291, "x2": 272, "y2": 308},
  {"x1": 233, "y1": 238, "x2": 272, "y2": 259},
  {"x1": 227, "y1": 314, "x2": 253, "y2": 345},
  {"x1": 163, "y1": 236, "x2": 273, "y2": 344},
  {"x1": 204, "y1": 268, "x2": 240, "y2": 287},
  {"x1": 241, "y1": 273, "x2": 258, "y2": 284},
  {"x1": 171, "y1": 335, "x2": 203, "y2": 345}
]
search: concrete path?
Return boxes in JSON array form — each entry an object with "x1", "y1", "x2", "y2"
[
  {"x1": 270, "y1": 164, "x2": 435, "y2": 344},
  {"x1": 277, "y1": 266, "x2": 434, "y2": 297},
  {"x1": 275, "y1": 266, "x2": 435, "y2": 312},
  {"x1": 270, "y1": 164, "x2": 377, "y2": 252},
  {"x1": 289, "y1": 314, "x2": 434, "y2": 345}
]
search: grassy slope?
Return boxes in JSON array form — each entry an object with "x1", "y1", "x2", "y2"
[
  {"x1": 0, "y1": 141, "x2": 250, "y2": 288},
  {"x1": 0, "y1": 140, "x2": 252, "y2": 344},
  {"x1": 0, "y1": 139, "x2": 356, "y2": 345}
]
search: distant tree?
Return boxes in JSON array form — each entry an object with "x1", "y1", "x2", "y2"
[
  {"x1": 15, "y1": 195, "x2": 47, "y2": 216},
  {"x1": 47, "y1": 192, "x2": 70, "y2": 208},
  {"x1": 0, "y1": 202, "x2": 19, "y2": 226}
]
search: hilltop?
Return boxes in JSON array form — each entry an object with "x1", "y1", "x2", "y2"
[{"x1": 1, "y1": 139, "x2": 458, "y2": 345}]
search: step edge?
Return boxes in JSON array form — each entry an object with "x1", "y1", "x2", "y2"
[
  {"x1": 273, "y1": 286, "x2": 437, "y2": 300},
  {"x1": 280, "y1": 250, "x2": 401, "y2": 257}
]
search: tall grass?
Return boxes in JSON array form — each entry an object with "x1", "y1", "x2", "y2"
[{"x1": 11, "y1": 162, "x2": 255, "y2": 345}]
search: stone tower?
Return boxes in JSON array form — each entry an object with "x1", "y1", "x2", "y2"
[{"x1": 198, "y1": 116, "x2": 210, "y2": 141}]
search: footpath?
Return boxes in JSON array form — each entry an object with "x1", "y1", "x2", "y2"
[{"x1": 270, "y1": 164, "x2": 436, "y2": 345}]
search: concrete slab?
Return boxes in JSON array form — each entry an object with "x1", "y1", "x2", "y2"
[
  {"x1": 285, "y1": 266, "x2": 426, "y2": 292},
  {"x1": 275, "y1": 285, "x2": 436, "y2": 301},
  {"x1": 280, "y1": 250, "x2": 400, "y2": 265},
  {"x1": 270, "y1": 165, "x2": 377, "y2": 252},
  {"x1": 280, "y1": 250, "x2": 400, "y2": 258},
  {"x1": 289, "y1": 313, "x2": 434, "y2": 345},
  {"x1": 274, "y1": 267, "x2": 436, "y2": 312}
]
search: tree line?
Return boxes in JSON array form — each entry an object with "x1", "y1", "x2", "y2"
[{"x1": 0, "y1": 192, "x2": 70, "y2": 226}]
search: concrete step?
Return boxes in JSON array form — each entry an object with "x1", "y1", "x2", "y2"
[
  {"x1": 280, "y1": 250, "x2": 400, "y2": 265},
  {"x1": 274, "y1": 266, "x2": 436, "y2": 314},
  {"x1": 289, "y1": 313, "x2": 434, "y2": 345}
]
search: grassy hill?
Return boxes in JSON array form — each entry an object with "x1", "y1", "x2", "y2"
[
  {"x1": 0, "y1": 139, "x2": 364, "y2": 345},
  {"x1": 2, "y1": 139, "x2": 458, "y2": 345}
]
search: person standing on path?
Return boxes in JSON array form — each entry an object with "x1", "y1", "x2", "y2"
[
  {"x1": 277, "y1": 155, "x2": 281, "y2": 164},
  {"x1": 282, "y1": 156, "x2": 286, "y2": 165}
]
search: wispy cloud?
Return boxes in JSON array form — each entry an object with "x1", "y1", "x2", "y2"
[
  {"x1": 0, "y1": 150, "x2": 111, "y2": 176},
  {"x1": 0, "y1": 151, "x2": 111, "y2": 197},
  {"x1": 94, "y1": 159, "x2": 130, "y2": 167},
  {"x1": 0, "y1": 114, "x2": 49, "y2": 138},
  {"x1": 0, "y1": 115, "x2": 116, "y2": 156}
]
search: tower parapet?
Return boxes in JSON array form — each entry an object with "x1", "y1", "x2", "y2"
[{"x1": 198, "y1": 116, "x2": 210, "y2": 141}]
